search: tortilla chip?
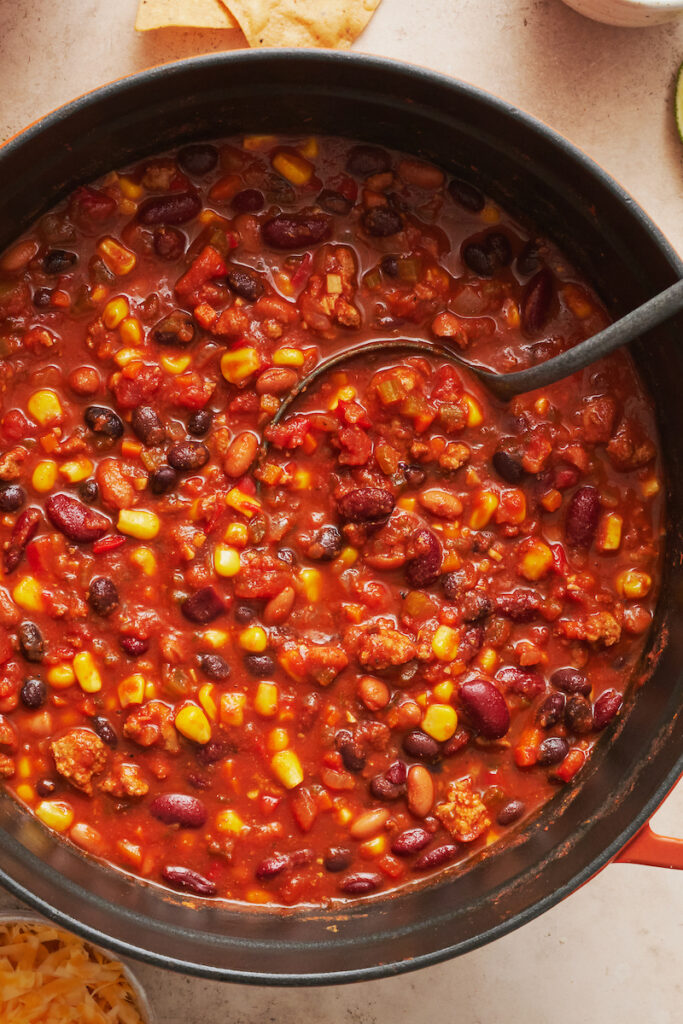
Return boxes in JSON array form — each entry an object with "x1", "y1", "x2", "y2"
[
  {"x1": 225, "y1": 0, "x2": 382, "y2": 49},
  {"x1": 136, "y1": 0, "x2": 238, "y2": 30}
]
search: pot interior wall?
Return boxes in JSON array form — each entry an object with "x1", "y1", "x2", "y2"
[{"x1": 0, "y1": 53, "x2": 681, "y2": 982}]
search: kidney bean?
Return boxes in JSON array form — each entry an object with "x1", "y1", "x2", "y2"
[
  {"x1": 177, "y1": 143, "x2": 218, "y2": 176},
  {"x1": 521, "y1": 268, "x2": 554, "y2": 334},
  {"x1": 88, "y1": 576, "x2": 119, "y2": 616},
  {"x1": 4, "y1": 508, "x2": 41, "y2": 573},
  {"x1": 151, "y1": 793, "x2": 207, "y2": 828},
  {"x1": 35, "y1": 778, "x2": 57, "y2": 797},
  {"x1": 263, "y1": 586, "x2": 295, "y2": 626},
  {"x1": 346, "y1": 144, "x2": 391, "y2": 176},
  {"x1": 84, "y1": 405, "x2": 124, "y2": 439},
  {"x1": 338, "y1": 872, "x2": 383, "y2": 895},
  {"x1": 406, "y1": 764, "x2": 435, "y2": 818},
  {"x1": 244, "y1": 653, "x2": 275, "y2": 677},
  {"x1": 496, "y1": 799, "x2": 526, "y2": 826},
  {"x1": 357, "y1": 676, "x2": 390, "y2": 711},
  {"x1": 391, "y1": 827, "x2": 431, "y2": 856},
  {"x1": 402, "y1": 729, "x2": 441, "y2": 763},
  {"x1": 227, "y1": 266, "x2": 264, "y2": 302},
  {"x1": 458, "y1": 678, "x2": 510, "y2": 739},
  {"x1": 199, "y1": 653, "x2": 231, "y2": 680},
  {"x1": 18, "y1": 622, "x2": 45, "y2": 662},
  {"x1": 593, "y1": 689, "x2": 623, "y2": 729},
  {"x1": 317, "y1": 189, "x2": 353, "y2": 215},
  {"x1": 153, "y1": 310, "x2": 195, "y2": 346},
  {"x1": 168, "y1": 441, "x2": 210, "y2": 472},
  {"x1": 497, "y1": 666, "x2": 546, "y2": 699},
  {"x1": 551, "y1": 667, "x2": 591, "y2": 696},
  {"x1": 0, "y1": 484, "x2": 25, "y2": 513},
  {"x1": 448, "y1": 177, "x2": 485, "y2": 212},
  {"x1": 324, "y1": 847, "x2": 352, "y2": 872},
  {"x1": 153, "y1": 226, "x2": 185, "y2": 261},
  {"x1": 92, "y1": 715, "x2": 118, "y2": 747},
  {"x1": 181, "y1": 586, "x2": 224, "y2": 624},
  {"x1": 256, "y1": 368, "x2": 298, "y2": 395},
  {"x1": 20, "y1": 677, "x2": 46, "y2": 710},
  {"x1": 565, "y1": 694, "x2": 594, "y2": 734},
  {"x1": 405, "y1": 528, "x2": 442, "y2": 588},
  {"x1": 130, "y1": 405, "x2": 165, "y2": 447},
  {"x1": 162, "y1": 865, "x2": 217, "y2": 897},
  {"x1": 536, "y1": 692, "x2": 565, "y2": 728},
  {"x1": 188, "y1": 410, "x2": 213, "y2": 436},
  {"x1": 337, "y1": 487, "x2": 394, "y2": 524},
  {"x1": 224, "y1": 432, "x2": 258, "y2": 478},
  {"x1": 137, "y1": 191, "x2": 202, "y2": 226},
  {"x1": 492, "y1": 448, "x2": 524, "y2": 484},
  {"x1": 120, "y1": 635, "x2": 149, "y2": 657},
  {"x1": 262, "y1": 213, "x2": 331, "y2": 250},
  {"x1": 362, "y1": 206, "x2": 403, "y2": 237},
  {"x1": 231, "y1": 188, "x2": 264, "y2": 213},
  {"x1": 385, "y1": 761, "x2": 407, "y2": 786},
  {"x1": 537, "y1": 736, "x2": 570, "y2": 766},
  {"x1": 496, "y1": 590, "x2": 540, "y2": 622},
  {"x1": 460, "y1": 591, "x2": 494, "y2": 623},
  {"x1": 79, "y1": 479, "x2": 99, "y2": 503},
  {"x1": 565, "y1": 485, "x2": 600, "y2": 547},
  {"x1": 414, "y1": 844, "x2": 459, "y2": 870},
  {"x1": 350, "y1": 807, "x2": 390, "y2": 840},
  {"x1": 149, "y1": 465, "x2": 177, "y2": 494},
  {"x1": 307, "y1": 525, "x2": 342, "y2": 562},
  {"x1": 256, "y1": 852, "x2": 290, "y2": 880},
  {"x1": 370, "y1": 773, "x2": 404, "y2": 801},
  {"x1": 196, "y1": 740, "x2": 228, "y2": 765}
]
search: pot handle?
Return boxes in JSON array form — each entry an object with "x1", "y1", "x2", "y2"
[{"x1": 614, "y1": 779, "x2": 683, "y2": 869}]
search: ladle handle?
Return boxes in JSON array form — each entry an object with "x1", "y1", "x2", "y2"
[{"x1": 480, "y1": 278, "x2": 683, "y2": 400}]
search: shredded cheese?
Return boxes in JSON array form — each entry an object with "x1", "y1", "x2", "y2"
[{"x1": 0, "y1": 921, "x2": 148, "y2": 1023}]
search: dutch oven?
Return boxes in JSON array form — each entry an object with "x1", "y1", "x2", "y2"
[{"x1": 0, "y1": 50, "x2": 680, "y2": 984}]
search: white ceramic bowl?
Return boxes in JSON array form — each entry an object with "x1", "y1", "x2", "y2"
[{"x1": 562, "y1": 0, "x2": 683, "y2": 25}]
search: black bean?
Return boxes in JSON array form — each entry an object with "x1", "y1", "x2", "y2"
[
  {"x1": 181, "y1": 586, "x2": 224, "y2": 624},
  {"x1": 380, "y1": 255, "x2": 400, "y2": 277},
  {"x1": 84, "y1": 405, "x2": 124, "y2": 439},
  {"x1": 226, "y1": 267, "x2": 264, "y2": 303},
  {"x1": 231, "y1": 188, "x2": 264, "y2": 214},
  {"x1": 370, "y1": 774, "x2": 404, "y2": 801},
  {"x1": 403, "y1": 464, "x2": 426, "y2": 487},
  {"x1": 149, "y1": 465, "x2": 177, "y2": 495},
  {"x1": 346, "y1": 144, "x2": 391, "y2": 177},
  {"x1": 92, "y1": 715, "x2": 118, "y2": 747},
  {"x1": 492, "y1": 448, "x2": 525, "y2": 484},
  {"x1": 277, "y1": 547, "x2": 297, "y2": 566},
  {"x1": 536, "y1": 692, "x2": 565, "y2": 729},
  {"x1": 448, "y1": 177, "x2": 485, "y2": 212},
  {"x1": 153, "y1": 226, "x2": 186, "y2": 261},
  {"x1": 177, "y1": 143, "x2": 218, "y2": 176},
  {"x1": 496, "y1": 799, "x2": 525, "y2": 826},
  {"x1": 463, "y1": 243, "x2": 493, "y2": 277},
  {"x1": 516, "y1": 241, "x2": 542, "y2": 277},
  {"x1": 441, "y1": 570, "x2": 465, "y2": 601},
  {"x1": 33, "y1": 287, "x2": 53, "y2": 308},
  {"x1": 18, "y1": 622, "x2": 45, "y2": 662},
  {"x1": 0, "y1": 485, "x2": 25, "y2": 513},
  {"x1": 463, "y1": 232, "x2": 512, "y2": 277},
  {"x1": 565, "y1": 695, "x2": 594, "y2": 734},
  {"x1": 324, "y1": 847, "x2": 352, "y2": 872},
  {"x1": 167, "y1": 441, "x2": 210, "y2": 472},
  {"x1": 88, "y1": 576, "x2": 119, "y2": 616},
  {"x1": 335, "y1": 729, "x2": 366, "y2": 773},
  {"x1": 362, "y1": 206, "x2": 403, "y2": 237},
  {"x1": 234, "y1": 605, "x2": 256, "y2": 624},
  {"x1": 78, "y1": 479, "x2": 99, "y2": 504},
  {"x1": 402, "y1": 729, "x2": 441, "y2": 762},
  {"x1": 317, "y1": 189, "x2": 353, "y2": 215},
  {"x1": 131, "y1": 405, "x2": 165, "y2": 447},
  {"x1": 551, "y1": 667, "x2": 591, "y2": 696},
  {"x1": 20, "y1": 677, "x2": 47, "y2": 710},
  {"x1": 188, "y1": 410, "x2": 213, "y2": 436},
  {"x1": 198, "y1": 653, "x2": 231, "y2": 680},
  {"x1": 153, "y1": 310, "x2": 195, "y2": 347},
  {"x1": 537, "y1": 736, "x2": 570, "y2": 766},
  {"x1": 36, "y1": 778, "x2": 57, "y2": 797},
  {"x1": 244, "y1": 653, "x2": 275, "y2": 677},
  {"x1": 306, "y1": 525, "x2": 342, "y2": 561},
  {"x1": 43, "y1": 249, "x2": 78, "y2": 275}
]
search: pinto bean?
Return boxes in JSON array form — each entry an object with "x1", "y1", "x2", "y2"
[
  {"x1": 458, "y1": 678, "x2": 510, "y2": 739},
  {"x1": 357, "y1": 676, "x2": 390, "y2": 711},
  {"x1": 337, "y1": 487, "x2": 394, "y2": 523},
  {"x1": 263, "y1": 586, "x2": 295, "y2": 625},
  {"x1": 406, "y1": 764, "x2": 435, "y2": 818},
  {"x1": 162, "y1": 865, "x2": 217, "y2": 897},
  {"x1": 398, "y1": 159, "x2": 444, "y2": 189},
  {"x1": 349, "y1": 808, "x2": 390, "y2": 840},
  {"x1": 262, "y1": 213, "x2": 331, "y2": 250},
  {"x1": 224, "y1": 432, "x2": 258, "y2": 478},
  {"x1": 137, "y1": 191, "x2": 202, "y2": 226},
  {"x1": 255, "y1": 368, "x2": 298, "y2": 395},
  {"x1": 418, "y1": 488, "x2": 462, "y2": 519},
  {"x1": 565, "y1": 486, "x2": 600, "y2": 547},
  {"x1": 150, "y1": 793, "x2": 207, "y2": 827}
]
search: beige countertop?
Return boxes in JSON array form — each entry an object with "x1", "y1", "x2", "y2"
[{"x1": 0, "y1": 1, "x2": 681, "y2": 1021}]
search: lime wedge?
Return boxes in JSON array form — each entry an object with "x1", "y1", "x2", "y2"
[{"x1": 676, "y1": 60, "x2": 683, "y2": 143}]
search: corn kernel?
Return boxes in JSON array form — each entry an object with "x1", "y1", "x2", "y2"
[
  {"x1": 478, "y1": 647, "x2": 498, "y2": 673},
  {"x1": 480, "y1": 203, "x2": 500, "y2": 224},
  {"x1": 59, "y1": 456, "x2": 94, "y2": 483},
  {"x1": 214, "y1": 544, "x2": 241, "y2": 577},
  {"x1": 463, "y1": 393, "x2": 484, "y2": 427},
  {"x1": 254, "y1": 681, "x2": 278, "y2": 717},
  {"x1": 225, "y1": 522, "x2": 248, "y2": 547},
  {"x1": 641, "y1": 477, "x2": 660, "y2": 499},
  {"x1": 239, "y1": 625, "x2": 267, "y2": 652},
  {"x1": 225, "y1": 487, "x2": 261, "y2": 520},
  {"x1": 271, "y1": 749, "x2": 303, "y2": 789},
  {"x1": 216, "y1": 808, "x2": 246, "y2": 834},
  {"x1": 91, "y1": 284, "x2": 108, "y2": 303},
  {"x1": 118, "y1": 175, "x2": 143, "y2": 200},
  {"x1": 73, "y1": 651, "x2": 102, "y2": 693},
  {"x1": 36, "y1": 800, "x2": 74, "y2": 832},
  {"x1": 243, "y1": 134, "x2": 276, "y2": 150},
  {"x1": 98, "y1": 237, "x2": 137, "y2": 276},
  {"x1": 300, "y1": 567, "x2": 321, "y2": 602},
  {"x1": 16, "y1": 784, "x2": 35, "y2": 802},
  {"x1": 519, "y1": 538, "x2": 553, "y2": 581},
  {"x1": 564, "y1": 284, "x2": 593, "y2": 319},
  {"x1": 272, "y1": 347, "x2": 304, "y2": 367},
  {"x1": 328, "y1": 385, "x2": 357, "y2": 410},
  {"x1": 103, "y1": 296, "x2": 129, "y2": 328},
  {"x1": 597, "y1": 513, "x2": 623, "y2": 553},
  {"x1": 336, "y1": 547, "x2": 358, "y2": 570},
  {"x1": 117, "y1": 509, "x2": 160, "y2": 539},
  {"x1": 615, "y1": 569, "x2": 651, "y2": 600},
  {"x1": 175, "y1": 704, "x2": 212, "y2": 744},
  {"x1": 359, "y1": 835, "x2": 387, "y2": 858},
  {"x1": 246, "y1": 889, "x2": 270, "y2": 904},
  {"x1": 298, "y1": 137, "x2": 318, "y2": 159},
  {"x1": 433, "y1": 680, "x2": 454, "y2": 701},
  {"x1": 114, "y1": 348, "x2": 142, "y2": 368},
  {"x1": 27, "y1": 389, "x2": 62, "y2": 426},
  {"x1": 120, "y1": 316, "x2": 143, "y2": 346},
  {"x1": 118, "y1": 673, "x2": 146, "y2": 707},
  {"x1": 131, "y1": 545, "x2": 157, "y2": 575},
  {"x1": 272, "y1": 150, "x2": 314, "y2": 186},
  {"x1": 432, "y1": 625, "x2": 459, "y2": 662},
  {"x1": 267, "y1": 727, "x2": 290, "y2": 752},
  {"x1": 47, "y1": 662, "x2": 76, "y2": 689},
  {"x1": 198, "y1": 683, "x2": 218, "y2": 721},
  {"x1": 201, "y1": 629, "x2": 229, "y2": 648},
  {"x1": 12, "y1": 576, "x2": 44, "y2": 613},
  {"x1": 220, "y1": 692, "x2": 246, "y2": 726},
  {"x1": 397, "y1": 496, "x2": 417, "y2": 512},
  {"x1": 160, "y1": 352, "x2": 192, "y2": 374},
  {"x1": 221, "y1": 347, "x2": 260, "y2": 384},
  {"x1": 291, "y1": 468, "x2": 311, "y2": 490},
  {"x1": 422, "y1": 703, "x2": 457, "y2": 741},
  {"x1": 32, "y1": 459, "x2": 58, "y2": 492},
  {"x1": 469, "y1": 490, "x2": 499, "y2": 529},
  {"x1": 17, "y1": 756, "x2": 31, "y2": 779}
]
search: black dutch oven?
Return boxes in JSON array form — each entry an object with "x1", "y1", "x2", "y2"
[{"x1": 0, "y1": 51, "x2": 681, "y2": 984}]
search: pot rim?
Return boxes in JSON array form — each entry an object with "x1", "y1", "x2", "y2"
[{"x1": 0, "y1": 49, "x2": 681, "y2": 985}]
